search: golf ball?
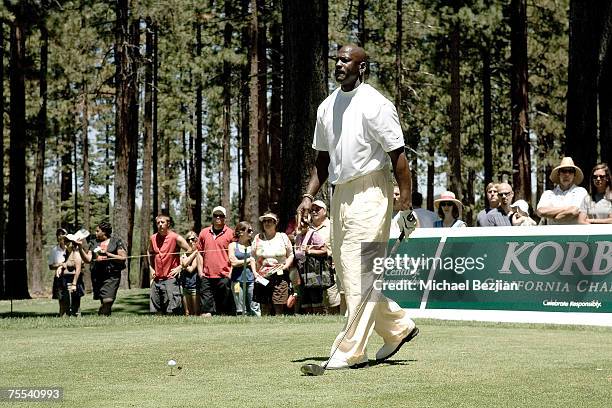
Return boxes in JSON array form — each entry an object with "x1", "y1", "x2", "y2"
[{"x1": 167, "y1": 359, "x2": 177, "y2": 367}]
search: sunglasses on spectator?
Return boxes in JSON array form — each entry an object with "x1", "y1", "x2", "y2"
[
  {"x1": 497, "y1": 192, "x2": 512, "y2": 197},
  {"x1": 559, "y1": 168, "x2": 575, "y2": 174},
  {"x1": 187, "y1": 237, "x2": 197, "y2": 242},
  {"x1": 593, "y1": 175, "x2": 608, "y2": 180},
  {"x1": 310, "y1": 207, "x2": 322, "y2": 213},
  {"x1": 213, "y1": 213, "x2": 225, "y2": 218},
  {"x1": 440, "y1": 202, "x2": 454, "y2": 207}
]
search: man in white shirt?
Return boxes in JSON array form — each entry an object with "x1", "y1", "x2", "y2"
[
  {"x1": 537, "y1": 157, "x2": 588, "y2": 225},
  {"x1": 298, "y1": 44, "x2": 418, "y2": 370}
]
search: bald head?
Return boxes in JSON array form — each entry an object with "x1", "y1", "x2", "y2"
[
  {"x1": 496, "y1": 183, "x2": 514, "y2": 212},
  {"x1": 335, "y1": 45, "x2": 368, "y2": 91},
  {"x1": 340, "y1": 44, "x2": 367, "y2": 63}
]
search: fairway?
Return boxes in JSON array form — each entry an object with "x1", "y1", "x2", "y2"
[{"x1": 1, "y1": 290, "x2": 611, "y2": 408}]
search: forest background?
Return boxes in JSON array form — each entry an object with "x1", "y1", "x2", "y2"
[{"x1": 0, "y1": 0, "x2": 610, "y2": 298}]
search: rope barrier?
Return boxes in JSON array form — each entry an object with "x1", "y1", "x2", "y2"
[{"x1": 0, "y1": 243, "x2": 328, "y2": 264}]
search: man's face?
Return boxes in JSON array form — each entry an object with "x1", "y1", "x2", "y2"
[
  {"x1": 486, "y1": 185, "x2": 499, "y2": 208},
  {"x1": 496, "y1": 183, "x2": 514, "y2": 208},
  {"x1": 57, "y1": 234, "x2": 66, "y2": 246},
  {"x1": 156, "y1": 217, "x2": 170, "y2": 234},
  {"x1": 559, "y1": 167, "x2": 576, "y2": 190},
  {"x1": 212, "y1": 212, "x2": 226, "y2": 228},
  {"x1": 311, "y1": 205, "x2": 327, "y2": 226},
  {"x1": 335, "y1": 46, "x2": 364, "y2": 88}
]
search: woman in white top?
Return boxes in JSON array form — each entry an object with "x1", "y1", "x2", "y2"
[
  {"x1": 433, "y1": 191, "x2": 467, "y2": 228},
  {"x1": 252, "y1": 212, "x2": 294, "y2": 316},
  {"x1": 586, "y1": 163, "x2": 612, "y2": 224}
]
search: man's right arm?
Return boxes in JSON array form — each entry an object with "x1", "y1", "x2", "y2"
[
  {"x1": 148, "y1": 240, "x2": 156, "y2": 280},
  {"x1": 297, "y1": 151, "x2": 330, "y2": 217}
]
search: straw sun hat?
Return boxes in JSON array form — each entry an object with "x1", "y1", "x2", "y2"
[
  {"x1": 433, "y1": 191, "x2": 463, "y2": 209},
  {"x1": 550, "y1": 157, "x2": 584, "y2": 185}
]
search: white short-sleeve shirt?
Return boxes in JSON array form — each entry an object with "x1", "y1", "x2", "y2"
[
  {"x1": 312, "y1": 84, "x2": 405, "y2": 185},
  {"x1": 536, "y1": 185, "x2": 588, "y2": 225}
]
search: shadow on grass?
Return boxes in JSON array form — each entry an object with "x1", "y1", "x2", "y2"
[
  {"x1": 0, "y1": 311, "x2": 59, "y2": 318},
  {"x1": 102, "y1": 291, "x2": 150, "y2": 315},
  {"x1": 292, "y1": 356, "x2": 328, "y2": 363},
  {"x1": 0, "y1": 290, "x2": 151, "y2": 318}
]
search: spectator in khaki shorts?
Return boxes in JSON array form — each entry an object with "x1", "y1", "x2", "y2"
[{"x1": 309, "y1": 200, "x2": 344, "y2": 315}]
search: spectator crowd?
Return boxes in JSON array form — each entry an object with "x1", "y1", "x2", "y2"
[{"x1": 49, "y1": 157, "x2": 611, "y2": 317}]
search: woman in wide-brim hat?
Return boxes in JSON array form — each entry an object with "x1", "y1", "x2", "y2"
[{"x1": 433, "y1": 191, "x2": 466, "y2": 228}]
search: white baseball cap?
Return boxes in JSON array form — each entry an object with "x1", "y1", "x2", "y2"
[
  {"x1": 312, "y1": 200, "x2": 327, "y2": 210},
  {"x1": 510, "y1": 199, "x2": 529, "y2": 214},
  {"x1": 212, "y1": 206, "x2": 227, "y2": 217}
]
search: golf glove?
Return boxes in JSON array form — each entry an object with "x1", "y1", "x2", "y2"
[{"x1": 397, "y1": 209, "x2": 417, "y2": 237}]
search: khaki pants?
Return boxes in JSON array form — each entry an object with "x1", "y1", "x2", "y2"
[{"x1": 329, "y1": 169, "x2": 414, "y2": 364}]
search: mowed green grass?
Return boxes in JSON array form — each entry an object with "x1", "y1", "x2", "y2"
[{"x1": 1, "y1": 290, "x2": 611, "y2": 408}]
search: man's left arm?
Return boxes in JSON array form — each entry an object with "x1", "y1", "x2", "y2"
[
  {"x1": 389, "y1": 147, "x2": 417, "y2": 235},
  {"x1": 388, "y1": 148, "x2": 412, "y2": 211}
]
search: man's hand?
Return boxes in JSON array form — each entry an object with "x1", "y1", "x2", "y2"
[
  {"x1": 170, "y1": 265, "x2": 182, "y2": 278},
  {"x1": 397, "y1": 209, "x2": 417, "y2": 237},
  {"x1": 296, "y1": 197, "x2": 313, "y2": 225}
]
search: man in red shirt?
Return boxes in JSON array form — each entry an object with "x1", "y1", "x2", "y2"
[
  {"x1": 197, "y1": 206, "x2": 235, "y2": 316},
  {"x1": 149, "y1": 214, "x2": 192, "y2": 314}
]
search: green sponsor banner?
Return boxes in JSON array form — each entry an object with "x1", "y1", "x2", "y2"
[{"x1": 381, "y1": 230, "x2": 612, "y2": 313}]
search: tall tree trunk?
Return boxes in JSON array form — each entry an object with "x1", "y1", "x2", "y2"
[
  {"x1": 126, "y1": 18, "x2": 140, "y2": 289},
  {"x1": 598, "y1": 1, "x2": 612, "y2": 165},
  {"x1": 482, "y1": 47, "x2": 493, "y2": 186},
  {"x1": 280, "y1": 0, "x2": 328, "y2": 227},
  {"x1": 192, "y1": 22, "x2": 203, "y2": 231},
  {"x1": 427, "y1": 145, "x2": 435, "y2": 211},
  {"x1": 113, "y1": 0, "x2": 136, "y2": 289},
  {"x1": 163, "y1": 131, "x2": 170, "y2": 212},
  {"x1": 448, "y1": 21, "x2": 463, "y2": 200},
  {"x1": 240, "y1": 0, "x2": 250, "y2": 220},
  {"x1": 182, "y1": 128, "x2": 190, "y2": 221},
  {"x1": 60, "y1": 126, "x2": 73, "y2": 226},
  {"x1": 465, "y1": 169, "x2": 475, "y2": 226},
  {"x1": 566, "y1": 0, "x2": 600, "y2": 183},
  {"x1": 256, "y1": 0, "x2": 269, "y2": 216},
  {"x1": 510, "y1": 0, "x2": 532, "y2": 202},
  {"x1": 0, "y1": 21, "x2": 5, "y2": 298},
  {"x1": 81, "y1": 82, "x2": 90, "y2": 229},
  {"x1": 152, "y1": 24, "x2": 159, "y2": 229},
  {"x1": 247, "y1": 0, "x2": 261, "y2": 227},
  {"x1": 269, "y1": 0, "x2": 282, "y2": 214},
  {"x1": 222, "y1": 5, "x2": 232, "y2": 213},
  {"x1": 6, "y1": 15, "x2": 30, "y2": 299},
  {"x1": 357, "y1": 0, "x2": 366, "y2": 46},
  {"x1": 73, "y1": 128, "x2": 78, "y2": 229},
  {"x1": 395, "y1": 0, "x2": 402, "y2": 115},
  {"x1": 80, "y1": 79, "x2": 92, "y2": 292},
  {"x1": 140, "y1": 19, "x2": 154, "y2": 289},
  {"x1": 31, "y1": 23, "x2": 48, "y2": 295},
  {"x1": 105, "y1": 125, "x2": 110, "y2": 217}
]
